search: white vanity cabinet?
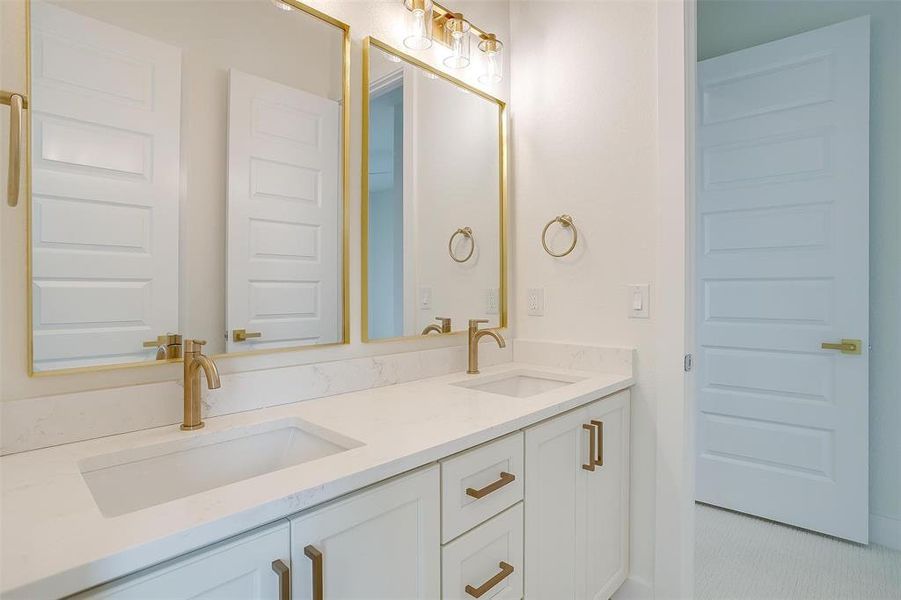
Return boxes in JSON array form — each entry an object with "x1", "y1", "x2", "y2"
[
  {"x1": 75, "y1": 521, "x2": 291, "y2": 599},
  {"x1": 289, "y1": 465, "x2": 440, "y2": 600},
  {"x1": 524, "y1": 390, "x2": 630, "y2": 600},
  {"x1": 64, "y1": 390, "x2": 631, "y2": 600}
]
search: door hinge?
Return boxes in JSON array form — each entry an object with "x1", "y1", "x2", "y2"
[{"x1": 683, "y1": 354, "x2": 693, "y2": 372}]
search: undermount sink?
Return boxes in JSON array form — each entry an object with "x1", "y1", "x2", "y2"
[
  {"x1": 453, "y1": 369, "x2": 586, "y2": 398},
  {"x1": 79, "y1": 418, "x2": 362, "y2": 517}
]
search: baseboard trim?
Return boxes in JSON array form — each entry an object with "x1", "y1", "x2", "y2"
[
  {"x1": 612, "y1": 576, "x2": 654, "y2": 599},
  {"x1": 870, "y1": 512, "x2": 901, "y2": 550}
]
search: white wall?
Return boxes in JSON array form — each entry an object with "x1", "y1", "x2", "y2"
[
  {"x1": 698, "y1": 0, "x2": 901, "y2": 549},
  {"x1": 509, "y1": 0, "x2": 660, "y2": 588},
  {"x1": 0, "y1": 0, "x2": 511, "y2": 401}
]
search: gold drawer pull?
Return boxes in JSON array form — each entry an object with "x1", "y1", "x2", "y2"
[
  {"x1": 304, "y1": 545, "x2": 323, "y2": 600},
  {"x1": 820, "y1": 338, "x2": 862, "y2": 355},
  {"x1": 590, "y1": 419, "x2": 604, "y2": 467},
  {"x1": 581, "y1": 423, "x2": 597, "y2": 471},
  {"x1": 465, "y1": 471, "x2": 515, "y2": 499},
  {"x1": 233, "y1": 328, "x2": 262, "y2": 342},
  {"x1": 271, "y1": 559, "x2": 290, "y2": 600},
  {"x1": 465, "y1": 561, "x2": 514, "y2": 598}
]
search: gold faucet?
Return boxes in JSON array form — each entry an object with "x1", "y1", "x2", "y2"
[
  {"x1": 143, "y1": 333, "x2": 183, "y2": 360},
  {"x1": 181, "y1": 339, "x2": 221, "y2": 430},
  {"x1": 421, "y1": 317, "x2": 452, "y2": 335},
  {"x1": 467, "y1": 319, "x2": 506, "y2": 374}
]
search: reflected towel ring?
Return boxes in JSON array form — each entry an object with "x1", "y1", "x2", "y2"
[
  {"x1": 448, "y1": 227, "x2": 475, "y2": 263},
  {"x1": 541, "y1": 214, "x2": 578, "y2": 257}
]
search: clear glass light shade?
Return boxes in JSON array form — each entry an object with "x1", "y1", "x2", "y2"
[
  {"x1": 442, "y1": 14, "x2": 471, "y2": 69},
  {"x1": 403, "y1": 0, "x2": 433, "y2": 50},
  {"x1": 477, "y1": 35, "x2": 504, "y2": 83}
]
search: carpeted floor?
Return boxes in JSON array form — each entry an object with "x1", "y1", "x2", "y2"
[{"x1": 695, "y1": 503, "x2": 901, "y2": 599}]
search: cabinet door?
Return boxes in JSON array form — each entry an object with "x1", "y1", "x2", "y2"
[
  {"x1": 524, "y1": 406, "x2": 589, "y2": 600},
  {"x1": 77, "y1": 521, "x2": 290, "y2": 599},
  {"x1": 290, "y1": 465, "x2": 440, "y2": 600},
  {"x1": 585, "y1": 391, "x2": 630, "y2": 600}
]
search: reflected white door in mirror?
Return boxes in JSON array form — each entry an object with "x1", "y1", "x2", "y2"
[{"x1": 20, "y1": 0, "x2": 350, "y2": 374}]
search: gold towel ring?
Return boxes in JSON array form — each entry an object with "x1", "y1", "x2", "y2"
[
  {"x1": 449, "y1": 227, "x2": 475, "y2": 263},
  {"x1": 541, "y1": 214, "x2": 578, "y2": 257}
]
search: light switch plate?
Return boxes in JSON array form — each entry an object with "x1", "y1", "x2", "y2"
[
  {"x1": 486, "y1": 288, "x2": 499, "y2": 315},
  {"x1": 527, "y1": 288, "x2": 544, "y2": 316},
  {"x1": 627, "y1": 284, "x2": 650, "y2": 318},
  {"x1": 419, "y1": 287, "x2": 432, "y2": 310}
]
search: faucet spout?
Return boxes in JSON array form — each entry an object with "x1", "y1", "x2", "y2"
[
  {"x1": 467, "y1": 319, "x2": 506, "y2": 375},
  {"x1": 191, "y1": 354, "x2": 221, "y2": 389},
  {"x1": 181, "y1": 339, "x2": 220, "y2": 430}
]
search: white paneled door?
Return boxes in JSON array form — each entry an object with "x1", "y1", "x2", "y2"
[
  {"x1": 30, "y1": 1, "x2": 181, "y2": 371},
  {"x1": 227, "y1": 69, "x2": 341, "y2": 352},
  {"x1": 696, "y1": 18, "x2": 870, "y2": 542}
]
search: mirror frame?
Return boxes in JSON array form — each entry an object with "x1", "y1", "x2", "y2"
[
  {"x1": 24, "y1": 0, "x2": 352, "y2": 376},
  {"x1": 360, "y1": 36, "x2": 508, "y2": 343}
]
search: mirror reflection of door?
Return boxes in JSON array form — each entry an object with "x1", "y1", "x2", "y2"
[
  {"x1": 226, "y1": 69, "x2": 341, "y2": 352},
  {"x1": 24, "y1": 0, "x2": 349, "y2": 373},
  {"x1": 30, "y1": 0, "x2": 181, "y2": 371}
]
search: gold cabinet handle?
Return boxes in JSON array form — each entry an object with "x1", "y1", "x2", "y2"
[
  {"x1": 232, "y1": 328, "x2": 262, "y2": 342},
  {"x1": 590, "y1": 419, "x2": 604, "y2": 467},
  {"x1": 465, "y1": 561, "x2": 514, "y2": 598},
  {"x1": 271, "y1": 559, "x2": 290, "y2": 600},
  {"x1": 582, "y1": 423, "x2": 597, "y2": 471},
  {"x1": 820, "y1": 338, "x2": 862, "y2": 355},
  {"x1": 304, "y1": 545, "x2": 323, "y2": 600},
  {"x1": 466, "y1": 471, "x2": 515, "y2": 499},
  {"x1": 1, "y1": 91, "x2": 26, "y2": 208}
]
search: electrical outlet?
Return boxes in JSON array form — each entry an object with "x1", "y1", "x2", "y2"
[
  {"x1": 527, "y1": 288, "x2": 544, "y2": 316},
  {"x1": 419, "y1": 287, "x2": 432, "y2": 310},
  {"x1": 627, "y1": 284, "x2": 650, "y2": 318},
  {"x1": 486, "y1": 288, "x2": 499, "y2": 315}
]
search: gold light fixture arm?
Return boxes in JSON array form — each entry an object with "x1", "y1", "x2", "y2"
[{"x1": 1, "y1": 91, "x2": 27, "y2": 208}]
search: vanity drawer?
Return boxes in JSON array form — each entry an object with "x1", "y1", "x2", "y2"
[
  {"x1": 441, "y1": 432, "x2": 523, "y2": 542},
  {"x1": 442, "y1": 503, "x2": 523, "y2": 600}
]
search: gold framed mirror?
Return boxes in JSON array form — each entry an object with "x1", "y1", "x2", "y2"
[
  {"x1": 24, "y1": 0, "x2": 350, "y2": 375},
  {"x1": 361, "y1": 36, "x2": 507, "y2": 343}
]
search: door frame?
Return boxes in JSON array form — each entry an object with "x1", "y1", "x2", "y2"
[{"x1": 651, "y1": 0, "x2": 696, "y2": 598}]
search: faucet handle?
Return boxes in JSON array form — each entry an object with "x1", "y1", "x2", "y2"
[
  {"x1": 469, "y1": 319, "x2": 490, "y2": 329},
  {"x1": 183, "y1": 339, "x2": 207, "y2": 353}
]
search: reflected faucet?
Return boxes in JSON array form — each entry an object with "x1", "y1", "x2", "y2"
[
  {"x1": 421, "y1": 317, "x2": 452, "y2": 335},
  {"x1": 181, "y1": 339, "x2": 221, "y2": 430},
  {"x1": 467, "y1": 319, "x2": 506, "y2": 375}
]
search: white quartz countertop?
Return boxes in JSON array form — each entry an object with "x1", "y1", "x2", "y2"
[{"x1": 0, "y1": 362, "x2": 632, "y2": 598}]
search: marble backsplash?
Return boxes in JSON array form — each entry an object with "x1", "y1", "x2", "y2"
[{"x1": 1, "y1": 339, "x2": 634, "y2": 455}]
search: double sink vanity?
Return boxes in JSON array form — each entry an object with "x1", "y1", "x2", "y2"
[
  {"x1": 0, "y1": 0, "x2": 632, "y2": 598},
  {"x1": 1, "y1": 363, "x2": 632, "y2": 599}
]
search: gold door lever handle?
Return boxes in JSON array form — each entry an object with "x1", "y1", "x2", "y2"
[
  {"x1": 232, "y1": 329, "x2": 262, "y2": 342},
  {"x1": 820, "y1": 339, "x2": 862, "y2": 355},
  {"x1": 2, "y1": 90, "x2": 26, "y2": 208}
]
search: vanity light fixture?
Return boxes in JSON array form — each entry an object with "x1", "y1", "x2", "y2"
[
  {"x1": 442, "y1": 12, "x2": 471, "y2": 69},
  {"x1": 477, "y1": 33, "x2": 504, "y2": 83},
  {"x1": 398, "y1": 1, "x2": 504, "y2": 82},
  {"x1": 403, "y1": 0, "x2": 433, "y2": 50}
]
